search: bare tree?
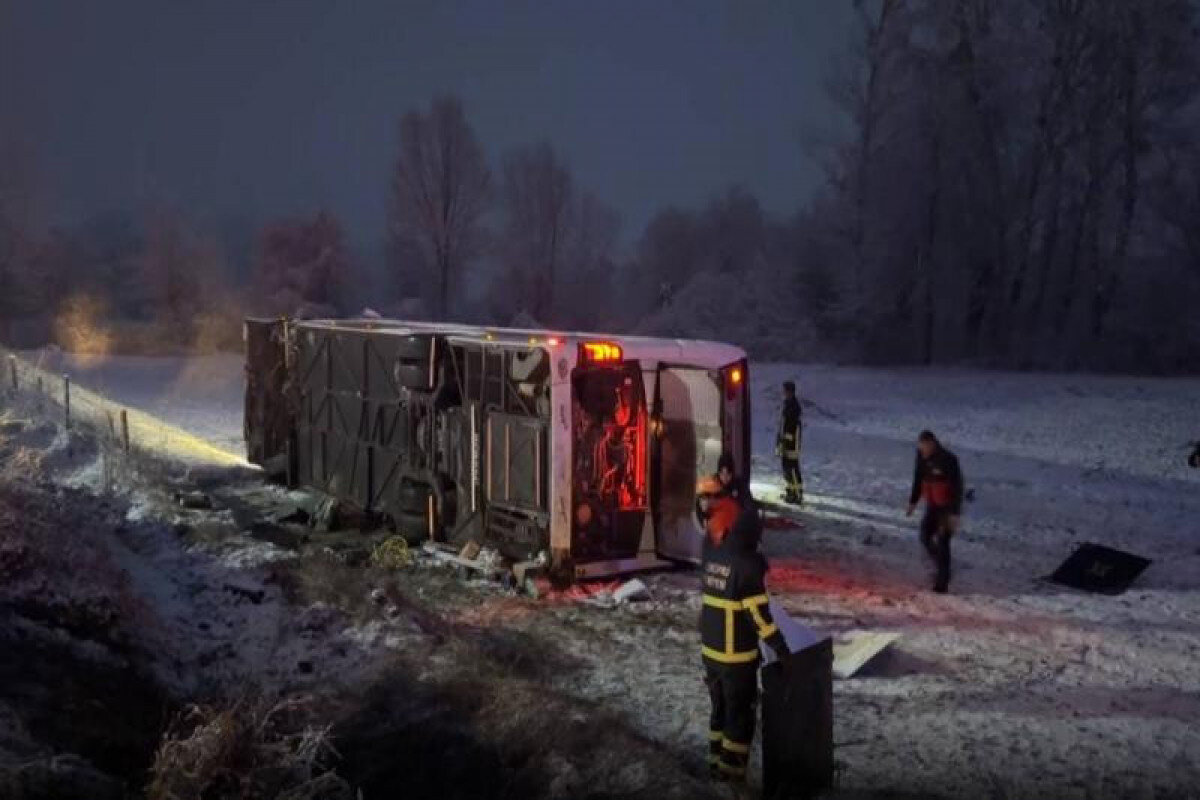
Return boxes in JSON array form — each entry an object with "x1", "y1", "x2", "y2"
[
  {"x1": 638, "y1": 207, "x2": 700, "y2": 310},
  {"x1": 254, "y1": 211, "x2": 347, "y2": 316},
  {"x1": 558, "y1": 191, "x2": 620, "y2": 329},
  {"x1": 498, "y1": 142, "x2": 572, "y2": 322},
  {"x1": 0, "y1": 137, "x2": 44, "y2": 339},
  {"x1": 389, "y1": 96, "x2": 491, "y2": 318},
  {"x1": 140, "y1": 210, "x2": 220, "y2": 341},
  {"x1": 798, "y1": 0, "x2": 1200, "y2": 370}
]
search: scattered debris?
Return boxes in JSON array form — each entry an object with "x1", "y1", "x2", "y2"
[
  {"x1": 613, "y1": 578, "x2": 651, "y2": 604},
  {"x1": 421, "y1": 542, "x2": 508, "y2": 581},
  {"x1": 369, "y1": 536, "x2": 413, "y2": 570},
  {"x1": 175, "y1": 490, "x2": 213, "y2": 511},
  {"x1": 275, "y1": 508, "x2": 311, "y2": 525},
  {"x1": 221, "y1": 583, "x2": 266, "y2": 605},
  {"x1": 551, "y1": 580, "x2": 624, "y2": 608},
  {"x1": 247, "y1": 520, "x2": 308, "y2": 549},
  {"x1": 512, "y1": 557, "x2": 547, "y2": 593}
]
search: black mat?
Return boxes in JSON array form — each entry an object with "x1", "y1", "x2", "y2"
[{"x1": 1049, "y1": 543, "x2": 1151, "y2": 595}]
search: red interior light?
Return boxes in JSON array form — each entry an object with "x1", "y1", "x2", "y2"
[
  {"x1": 582, "y1": 341, "x2": 623, "y2": 363},
  {"x1": 548, "y1": 336, "x2": 561, "y2": 347}
]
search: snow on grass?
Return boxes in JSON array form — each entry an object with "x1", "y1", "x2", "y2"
[{"x1": 15, "y1": 351, "x2": 1200, "y2": 795}]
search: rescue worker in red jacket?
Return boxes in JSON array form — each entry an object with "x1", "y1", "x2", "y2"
[
  {"x1": 697, "y1": 478, "x2": 789, "y2": 783},
  {"x1": 906, "y1": 430, "x2": 964, "y2": 593}
]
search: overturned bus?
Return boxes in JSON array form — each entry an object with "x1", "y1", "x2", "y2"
[{"x1": 244, "y1": 318, "x2": 749, "y2": 580}]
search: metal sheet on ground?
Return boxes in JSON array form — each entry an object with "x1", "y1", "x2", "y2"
[
  {"x1": 1048, "y1": 542, "x2": 1152, "y2": 595},
  {"x1": 832, "y1": 630, "x2": 900, "y2": 679}
]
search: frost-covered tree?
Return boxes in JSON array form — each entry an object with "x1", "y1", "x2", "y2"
[
  {"x1": 254, "y1": 211, "x2": 347, "y2": 317},
  {"x1": 806, "y1": 0, "x2": 1200, "y2": 371},
  {"x1": 388, "y1": 96, "x2": 491, "y2": 318},
  {"x1": 493, "y1": 143, "x2": 620, "y2": 328},
  {"x1": 498, "y1": 142, "x2": 572, "y2": 323}
]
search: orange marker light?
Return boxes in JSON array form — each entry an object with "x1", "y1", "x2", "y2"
[
  {"x1": 730, "y1": 367, "x2": 743, "y2": 385},
  {"x1": 581, "y1": 341, "x2": 623, "y2": 363}
]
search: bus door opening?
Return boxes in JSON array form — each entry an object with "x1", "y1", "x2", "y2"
[{"x1": 570, "y1": 354, "x2": 648, "y2": 561}]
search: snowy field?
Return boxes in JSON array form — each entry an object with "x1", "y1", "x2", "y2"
[
  {"x1": 25, "y1": 350, "x2": 1200, "y2": 797},
  {"x1": 18, "y1": 349, "x2": 246, "y2": 453}
]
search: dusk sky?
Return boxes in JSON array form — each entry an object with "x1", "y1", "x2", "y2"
[{"x1": 1, "y1": 1, "x2": 856, "y2": 244}]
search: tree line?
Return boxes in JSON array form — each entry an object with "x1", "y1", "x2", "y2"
[
  {"x1": 2, "y1": 0, "x2": 1199, "y2": 371},
  {"x1": 806, "y1": 0, "x2": 1200, "y2": 371}
]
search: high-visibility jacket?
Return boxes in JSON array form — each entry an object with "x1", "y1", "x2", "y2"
[
  {"x1": 776, "y1": 396, "x2": 801, "y2": 459},
  {"x1": 700, "y1": 522, "x2": 788, "y2": 667}
]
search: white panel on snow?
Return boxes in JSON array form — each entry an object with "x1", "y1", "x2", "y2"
[{"x1": 831, "y1": 631, "x2": 900, "y2": 679}]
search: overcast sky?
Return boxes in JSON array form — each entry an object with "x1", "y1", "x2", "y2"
[{"x1": 1, "y1": 1, "x2": 855, "y2": 245}]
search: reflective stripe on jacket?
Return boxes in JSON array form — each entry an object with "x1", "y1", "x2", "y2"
[{"x1": 700, "y1": 524, "x2": 787, "y2": 666}]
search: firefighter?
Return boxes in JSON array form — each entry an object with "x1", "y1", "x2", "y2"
[
  {"x1": 697, "y1": 475, "x2": 740, "y2": 547},
  {"x1": 906, "y1": 430, "x2": 964, "y2": 593},
  {"x1": 698, "y1": 482, "x2": 789, "y2": 785},
  {"x1": 1188, "y1": 441, "x2": 1200, "y2": 468},
  {"x1": 776, "y1": 380, "x2": 803, "y2": 505}
]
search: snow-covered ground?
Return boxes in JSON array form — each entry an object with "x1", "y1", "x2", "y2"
[
  {"x1": 751, "y1": 364, "x2": 1200, "y2": 797},
  {"x1": 22, "y1": 351, "x2": 1200, "y2": 796}
]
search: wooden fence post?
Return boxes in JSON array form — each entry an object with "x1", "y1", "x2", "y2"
[
  {"x1": 8, "y1": 355, "x2": 15, "y2": 392},
  {"x1": 63, "y1": 374, "x2": 71, "y2": 429},
  {"x1": 121, "y1": 409, "x2": 130, "y2": 453}
]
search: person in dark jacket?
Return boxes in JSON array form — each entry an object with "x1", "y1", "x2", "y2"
[
  {"x1": 700, "y1": 502, "x2": 788, "y2": 784},
  {"x1": 715, "y1": 452, "x2": 745, "y2": 503},
  {"x1": 1189, "y1": 442, "x2": 1200, "y2": 468},
  {"x1": 776, "y1": 380, "x2": 803, "y2": 505},
  {"x1": 906, "y1": 430, "x2": 964, "y2": 593}
]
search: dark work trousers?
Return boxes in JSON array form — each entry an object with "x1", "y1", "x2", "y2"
[
  {"x1": 781, "y1": 457, "x2": 803, "y2": 502},
  {"x1": 704, "y1": 661, "x2": 758, "y2": 780},
  {"x1": 919, "y1": 507, "x2": 952, "y2": 591}
]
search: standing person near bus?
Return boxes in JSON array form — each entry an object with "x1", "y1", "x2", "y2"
[
  {"x1": 906, "y1": 430, "x2": 964, "y2": 593},
  {"x1": 696, "y1": 494, "x2": 789, "y2": 786},
  {"x1": 776, "y1": 380, "x2": 803, "y2": 505}
]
